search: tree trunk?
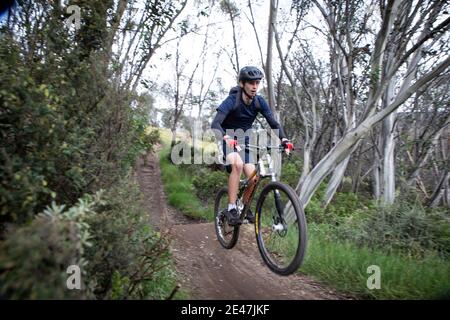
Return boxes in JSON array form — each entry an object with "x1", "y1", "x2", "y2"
[
  {"x1": 266, "y1": 0, "x2": 277, "y2": 113},
  {"x1": 351, "y1": 144, "x2": 364, "y2": 193},
  {"x1": 373, "y1": 145, "x2": 381, "y2": 201},
  {"x1": 265, "y1": 0, "x2": 283, "y2": 178},
  {"x1": 381, "y1": 110, "x2": 397, "y2": 204},
  {"x1": 429, "y1": 171, "x2": 449, "y2": 208}
]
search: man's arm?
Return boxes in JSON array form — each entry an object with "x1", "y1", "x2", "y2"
[
  {"x1": 211, "y1": 110, "x2": 240, "y2": 150},
  {"x1": 211, "y1": 110, "x2": 227, "y2": 137},
  {"x1": 211, "y1": 97, "x2": 234, "y2": 141}
]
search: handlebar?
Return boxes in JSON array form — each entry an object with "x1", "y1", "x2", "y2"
[
  {"x1": 233, "y1": 143, "x2": 294, "y2": 155},
  {"x1": 245, "y1": 144, "x2": 286, "y2": 151}
]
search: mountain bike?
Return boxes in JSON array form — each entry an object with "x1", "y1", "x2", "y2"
[{"x1": 214, "y1": 144, "x2": 307, "y2": 276}]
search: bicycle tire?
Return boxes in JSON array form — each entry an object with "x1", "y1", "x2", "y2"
[
  {"x1": 214, "y1": 187, "x2": 240, "y2": 249},
  {"x1": 255, "y1": 181, "x2": 307, "y2": 275}
]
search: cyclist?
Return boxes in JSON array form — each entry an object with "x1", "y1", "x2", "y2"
[{"x1": 211, "y1": 66, "x2": 293, "y2": 226}]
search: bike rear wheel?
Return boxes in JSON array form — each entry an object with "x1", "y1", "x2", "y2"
[
  {"x1": 214, "y1": 187, "x2": 240, "y2": 249},
  {"x1": 255, "y1": 181, "x2": 307, "y2": 275}
]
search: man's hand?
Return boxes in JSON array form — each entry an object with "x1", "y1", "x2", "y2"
[
  {"x1": 224, "y1": 135, "x2": 241, "y2": 152},
  {"x1": 281, "y1": 138, "x2": 294, "y2": 155}
]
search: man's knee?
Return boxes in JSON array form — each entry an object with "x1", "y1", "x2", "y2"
[
  {"x1": 227, "y1": 154, "x2": 244, "y2": 173},
  {"x1": 231, "y1": 161, "x2": 244, "y2": 173},
  {"x1": 244, "y1": 164, "x2": 257, "y2": 182}
]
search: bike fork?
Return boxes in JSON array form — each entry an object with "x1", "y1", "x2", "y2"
[{"x1": 272, "y1": 190, "x2": 287, "y2": 232}]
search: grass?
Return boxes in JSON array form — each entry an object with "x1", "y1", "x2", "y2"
[
  {"x1": 301, "y1": 223, "x2": 450, "y2": 299},
  {"x1": 155, "y1": 126, "x2": 218, "y2": 222},
  {"x1": 159, "y1": 143, "x2": 213, "y2": 221},
  {"x1": 140, "y1": 265, "x2": 189, "y2": 300}
]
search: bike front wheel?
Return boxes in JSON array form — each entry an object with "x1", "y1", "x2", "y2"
[
  {"x1": 255, "y1": 181, "x2": 307, "y2": 275},
  {"x1": 214, "y1": 187, "x2": 240, "y2": 249}
]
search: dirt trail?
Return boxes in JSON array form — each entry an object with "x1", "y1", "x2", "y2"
[{"x1": 136, "y1": 148, "x2": 349, "y2": 300}]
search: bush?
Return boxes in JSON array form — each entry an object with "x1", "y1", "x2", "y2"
[
  {"x1": 280, "y1": 154, "x2": 302, "y2": 188},
  {"x1": 305, "y1": 189, "x2": 374, "y2": 225},
  {"x1": 334, "y1": 200, "x2": 450, "y2": 258},
  {"x1": 0, "y1": 192, "x2": 103, "y2": 299},
  {"x1": 0, "y1": 30, "x2": 159, "y2": 227},
  {"x1": 0, "y1": 37, "x2": 85, "y2": 225},
  {"x1": 303, "y1": 182, "x2": 327, "y2": 223},
  {"x1": 192, "y1": 169, "x2": 228, "y2": 202},
  {"x1": 0, "y1": 3, "x2": 174, "y2": 300},
  {"x1": 84, "y1": 175, "x2": 178, "y2": 299},
  {"x1": 0, "y1": 176, "x2": 180, "y2": 300}
]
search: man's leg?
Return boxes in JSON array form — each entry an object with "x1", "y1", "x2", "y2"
[
  {"x1": 224, "y1": 152, "x2": 244, "y2": 225},
  {"x1": 226, "y1": 152, "x2": 244, "y2": 204},
  {"x1": 243, "y1": 163, "x2": 256, "y2": 181},
  {"x1": 242, "y1": 164, "x2": 257, "y2": 223}
]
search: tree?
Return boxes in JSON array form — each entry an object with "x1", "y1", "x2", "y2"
[
  {"x1": 285, "y1": 0, "x2": 450, "y2": 208},
  {"x1": 0, "y1": 0, "x2": 189, "y2": 223},
  {"x1": 220, "y1": 0, "x2": 241, "y2": 74}
]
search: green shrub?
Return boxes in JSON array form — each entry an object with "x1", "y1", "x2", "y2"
[
  {"x1": 122, "y1": 120, "x2": 161, "y2": 171},
  {"x1": 280, "y1": 154, "x2": 302, "y2": 188},
  {"x1": 303, "y1": 188, "x2": 375, "y2": 225},
  {"x1": 303, "y1": 181, "x2": 327, "y2": 223},
  {"x1": 334, "y1": 200, "x2": 450, "y2": 258},
  {"x1": 84, "y1": 175, "x2": 178, "y2": 299},
  {"x1": 0, "y1": 30, "x2": 159, "y2": 227},
  {"x1": 0, "y1": 176, "x2": 180, "y2": 300},
  {"x1": 192, "y1": 169, "x2": 228, "y2": 201},
  {"x1": 0, "y1": 38, "x2": 85, "y2": 225},
  {"x1": 0, "y1": 192, "x2": 103, "y2": 299},
  {"x1": 327, "y1": 192, "x2": 361, "y2": 217},
  {"x1": 0, "y1": 2, "x2": 174, "y2": 300}
]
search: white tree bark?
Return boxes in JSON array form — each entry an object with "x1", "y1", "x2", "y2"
[
  {"x1": 265, "y1": 0, "x2": 283, "y2": 178},
  {"x1": 266, "y1": 0, "x2": 278, "y2": 112},
  {"x1": 298, "y1": 55, "x2": 450, "y2": 207},
  {"x1": 382, "y1": 111, "x2": 397, "y2": 203},
  {"x1": 430, "y1": 171, "x2": 450, "y2": 208},
  {"x1": 373, "y1": 148, "x2": 381, "y2": 200}
]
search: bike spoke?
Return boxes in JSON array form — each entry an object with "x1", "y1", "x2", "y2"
[
  {"x1": 214, "y1": 188, "x2": 240, "y2": 249},
  {"x1": 256, "y1": 183, "x2": 306, "y2": 274}
]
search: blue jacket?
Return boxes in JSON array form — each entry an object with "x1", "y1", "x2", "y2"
[{"x1": 211, "y1": 89, "x2": 286, "y2": 140}]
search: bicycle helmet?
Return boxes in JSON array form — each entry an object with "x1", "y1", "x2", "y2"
[{"x1": 238, "y1": 66, "x2": 264, "y2": 82}]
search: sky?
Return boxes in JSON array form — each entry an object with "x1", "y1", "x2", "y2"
[{"x1": 0, "y1": 0, "x2": 16, "y2": 23}]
